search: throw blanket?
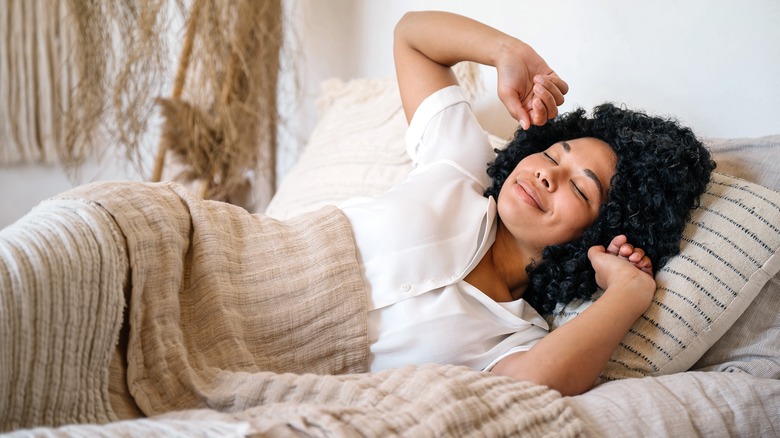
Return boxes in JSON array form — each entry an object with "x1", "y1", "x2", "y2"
[{"x1": 1, "y1": 181, "x2": 585, "y2": 437}]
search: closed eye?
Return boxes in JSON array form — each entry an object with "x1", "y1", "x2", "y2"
[
  {"x1": 571, "y1": 181, "x2": 589, "y2": 202},
  {"x1": 543, "y1": 152, "x2": 558, "y2": 165}
]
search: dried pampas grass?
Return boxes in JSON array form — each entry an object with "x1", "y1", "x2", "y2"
[
  {"x1": 157, "y1": 0, "x2": 282, "y2": 205},
  {"x1": 64, "y1": 0, "x2": 173, "y2": 170},
  {"x1": 63, "y1": 0, "x2": 284, "y2": 208}
]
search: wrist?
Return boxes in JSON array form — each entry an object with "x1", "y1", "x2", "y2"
[
  {"x1": 493, "y1": 36, "x2": 531, "y2": 69},
  {"x1": 601, "y1": 275, "x2": 656, "y2": 316}
]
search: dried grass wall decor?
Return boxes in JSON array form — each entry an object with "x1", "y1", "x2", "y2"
[{"x1": 1, "y1": 0, "x2": 285, "y2": 210}]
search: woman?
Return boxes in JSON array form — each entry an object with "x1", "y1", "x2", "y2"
[
  {"x1": 0, "y1": 13, "x2": 715, "y2": 429},
  {"x1": 340, "y1": 11, "x2": 714, "y2": 396}
]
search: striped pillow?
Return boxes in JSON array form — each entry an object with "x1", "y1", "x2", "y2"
[{"x1": 549, "y1": 172, "x2": 780, "y2": 382}]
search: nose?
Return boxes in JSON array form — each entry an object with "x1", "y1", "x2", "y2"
[{"x1": 535, "y1": 168, "x2": 558, "y2": 191}]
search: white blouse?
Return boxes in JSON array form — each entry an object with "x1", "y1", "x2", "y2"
[{"x1": 340, "y1": 86, "x2": 548, "y2": 372}]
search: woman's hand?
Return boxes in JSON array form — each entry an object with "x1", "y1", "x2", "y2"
[
  {"x1": 394, "y1": 11, "x2": 568, "y2": 128},
  {"x1": 492, "y1": 235, "x2": 657, "y2": 396},
  {"x1": 495, "y1": 42, "x2": 569, "y2": 129},
  {"x1": 588, "y1": 235, "x2": 656, "y2": 313}
]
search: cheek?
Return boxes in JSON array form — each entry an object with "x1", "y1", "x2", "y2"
[{"x1": 558, "y1": 198, "x2": 598, "y2": 233}]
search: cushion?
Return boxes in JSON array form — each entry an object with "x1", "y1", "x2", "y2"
[
  {"x1": 692, "y1": 274, "x2": 780, "y2": 378},
  {"x1": 265, "y1": 78, "x2": 412, "y2": 220},
  {"x1": 549, "y1": 172, "x2": 780, "y2": 382},
  {"x1": 690, "y1": 134, "x2": 780, "y2": 378},
  {"x1": 265, "y1": 76, "x2": 504, "y2": 220},
  {"x1": 704, "y1": 134, "x2": 780, "y2": 192},
  {"x1": 267, "y1": 77, "x2": 780, "y2": 383},
  {"x1": 566, "y1": 372, "x2": 780, "y2": 437}
]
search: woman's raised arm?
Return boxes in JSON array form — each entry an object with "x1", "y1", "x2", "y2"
[
  {"x1": 491, "y1": 236, "x2": 656, "y2": 396},
  {"x1": 393, "y1": 11, "x2": 569, "y2": 128}
]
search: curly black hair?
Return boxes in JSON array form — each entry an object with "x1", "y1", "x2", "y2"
[{"x1": 484, "y1": 103, "x2": 716, "y2": 315}]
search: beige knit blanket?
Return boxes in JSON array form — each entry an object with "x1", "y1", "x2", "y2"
[{"x1": 0, "y1": 181, "x2": 584, "y2": 437}]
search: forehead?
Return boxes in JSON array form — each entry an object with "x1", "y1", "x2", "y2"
[
  {"x1": 555, "y1": 138, "x2": 616, "y2": 167},
  {"x1": 554, "y1": 137, "x2": 614, "y2": 157},
  {"x1": 556, "y1": 138, "x2": 617, "y2": 194}
]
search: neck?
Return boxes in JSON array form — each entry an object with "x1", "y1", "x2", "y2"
[
  {"x1": 492, "y1": 220, "x2": 536, "y2": 298},
  {"x1": 466, "y1": 219, "x2": 536, "y2": 302}
]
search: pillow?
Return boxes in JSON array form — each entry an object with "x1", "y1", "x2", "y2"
[
  {"x1": 549, "y1": 171, "x2": 780, "y2": 382},
  {"x1": 690, "y1": 134, "x2": 780, "y2": 378},
  {"x1": 265, "y1": 78, "x2": 412, "y2": 220},
  {"x1": 267, "y1": 78, "x2": 780, "y2": 383},
  {"x1": 265, "y1": 76, "x2": 504, "y2": 220},
  {"x1": 692, "y1": 274, "x2": 780, "y2": 378},
  {"x1": 704, "y1": 134, "x2": 780, "y2": 192}
]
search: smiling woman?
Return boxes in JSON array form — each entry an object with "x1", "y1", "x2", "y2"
[
  {"x1": 392, "y1": 11, "x2": 715, "y2": 395},
  {"x1": 485, "y1": 103, "x2": 715, "y2": 318},
  {"x1": 497, "y1": 138, "x2": 616, "y2": 257}
]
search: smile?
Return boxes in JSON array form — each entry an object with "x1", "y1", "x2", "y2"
[{"x1": 514, "y1": 181, "x2": 544, "y2": 211}]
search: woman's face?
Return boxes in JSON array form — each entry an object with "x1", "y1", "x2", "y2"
[{"x1": 497, "y1": 137, "x2": 617, "y2": 256}]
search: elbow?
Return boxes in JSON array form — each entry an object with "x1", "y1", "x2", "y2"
[
  {"x1": 394, "y1": 11, "x2": 426, "y2": 44},
  {"x1": 491, "y1": 356, "x2": 596, "y2": 396},
  {"x1": 538, "y1": 376, "x2": 596, "y2": 397},
  {"x1": 393, "y1": 12, "x2": 416, "y2": 46},
  {"x1": 504, "y1": 371, "x2": 595, "y2": 397}
]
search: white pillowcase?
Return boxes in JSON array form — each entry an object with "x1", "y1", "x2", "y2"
[
  {"x1": 266, "y1": 78, "x2": 780, "y2": 382},
  {"x1": 266, "y1": 78, "x2": 505, "y2": 220},
  {"x1": 265, "y1": 78, "x2": 411, "y2": 220}
]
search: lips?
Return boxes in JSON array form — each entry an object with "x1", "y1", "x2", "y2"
[{"x1": 515, "y1": 181, "x2": 544, "y2": 211}]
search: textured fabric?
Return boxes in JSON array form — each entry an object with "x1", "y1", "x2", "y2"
[
  {"x1": 56, "y1": 181, "x2": 369, "y2": 415},
  {"x1": 0, "y1": 198, "x2": 128, "y2": 431},
  {"x1": 693, "y1": 255, "x2": 780, "y2": 378},
  {"x1": 551, "y1": 172, "x2": 780, "y2": 381},
  {"x1": 2, "y1": 181, "x2": 584, "y2": 437},
  {"x1": 705, "y1": 134, "x2": 780, "y2": 191},
  {"x1": 566, "y1": 371, "x2": 780, "y2": 437},
  {"x1": 691, "y1": 135, "x2": 780, "y2": 378},
  {"x1": 0, "y1": 0, "x2": 76, "y2": 164},
  {"x1": 7, "y1": 365, "x2": 585, "y2": 438}
]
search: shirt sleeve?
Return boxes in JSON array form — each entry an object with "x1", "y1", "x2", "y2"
[
  {"x1": 481, "y1": 341, "x2": 541, "y2": 372},
  {"x1": 404, "y1": 85, "x2": 496, "y2": 190}
]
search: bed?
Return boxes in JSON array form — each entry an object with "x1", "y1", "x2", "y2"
[{"x1": 1, "y1": 77, "x2": 779, "y2": 437}]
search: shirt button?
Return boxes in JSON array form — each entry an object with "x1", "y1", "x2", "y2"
[{"x1": 400, "y1": 283, "x2": 412, "y2": 292}]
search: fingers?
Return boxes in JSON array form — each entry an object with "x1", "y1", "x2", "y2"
[
  {"x1": 529, "y1": 98, "x2": 548, "y2": 126},
  {"x1": 534, "y1": 74, "x2": 566, "y2": 106},
  {"x1": 587, "y1": 244, "x2": 606, "y2": 260},
  {"x1": 526, "y1": 74, "x2": 568, "y2": 127},
  {"x1": 635, "y1": 256, "x2": 653, "y2": 276},
  {"x1": 547, "y1": 72, "x2": 570, "y2": 96},
  {"x1": 604, "y1": 235, "x2": 654, "y2": 276},
  {"x1": 606, "y1": 235, "x2": 628, "y2": 255},
  {"x1": 498, "y1": 87, "x2": 532, "y2": 129}
]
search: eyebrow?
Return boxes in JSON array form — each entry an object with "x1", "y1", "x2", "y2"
[{"x1": 560, "y1": 141, "x2": 606, "y2": 201}]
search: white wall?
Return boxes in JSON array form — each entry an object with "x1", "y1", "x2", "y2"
[
  {"x1": 2, "y1": 0, "x2": 779, "y2": 228},
  {"x1": 295, "y1": 0, "x2": 780, "y2": 141}
]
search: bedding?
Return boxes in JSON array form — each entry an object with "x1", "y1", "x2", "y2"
[
  {"x1": 266, "y1": 77, "x2": 780, "y2": 436},
  {"x1": 1, "y1": 181, "x2": 584, "y2": 436},
  {"x1": 266, "y1": 78, "x2": 780, "y2": 382},
  {"x1": 551, "y1": 171, "x2": 780, "y2": 381},
  {"x1": 2, "y1": 76, "x2": 780, "y2": 437}
]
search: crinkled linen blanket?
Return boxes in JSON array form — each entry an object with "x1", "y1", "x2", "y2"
[{"x1": 0, "y1": 181, "x2": 584, "y2": 437}]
